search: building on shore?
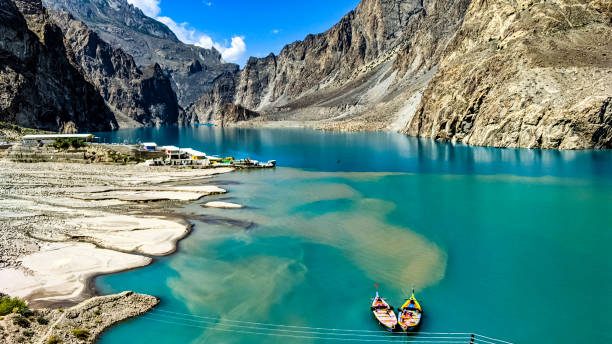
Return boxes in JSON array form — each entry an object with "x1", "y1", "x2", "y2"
[
  {"x1": 139, "y1": 142, "x2": 158, "y2": 151},
  {"x1": 144, "y1": 142, "x2": 274, "y2": 168},
  {"x1": 181, "y1": 148, "x2": 207, "y2": 161}
]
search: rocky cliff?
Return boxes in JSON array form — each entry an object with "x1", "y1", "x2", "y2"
[
  {"x1": 0, "y1": 0, "x2": 116, "y2": 132},
  {"x1": 404, "y1": 0, "x2": 612, "y2": 149},
  {"x1": 194, "y1": 0, "x2": 611, "y2": 149},
  {"x1": 43, "y1": 0, "x2": 239, "y2": 109},
  {"x1": 48, "y1": 10, "x2": 180, "y2": 127},
  {"x1": 191, "y1": 0, "x2": 472, "y2": 131}
]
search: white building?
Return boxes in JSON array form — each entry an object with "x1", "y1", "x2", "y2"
[
  {"x1": 181, "y1": 148, "x2": 207, "y2": 161},
  {"x1": 140, "y1": 142, "x2": 158, "y2": 151},
  {"x1": 22, "y1": 134, "x2": 95, "y2": 144}
]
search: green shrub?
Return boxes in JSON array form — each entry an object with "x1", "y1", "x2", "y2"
[
  {"x1": 72, "y1": 328, "x2": 90, "y2": 340},
  {"x1": 23, "y1": 330, "x2": 34, "y2": 337},
  {"x1": 47, "y1": 335, "x2": 61, "y2": 344},
  {"x1": 0, "y1": 296, "x2": 30, "y2": 316},
  {"x1": 13, "y1": 315, "x2": 30, "y2": 328},
  {"x1": 37, "y1": 316, "x2": 49, "y2": 325},
  {"x1": 53, "y1": 138, "x2": 85, "y2": 150}
]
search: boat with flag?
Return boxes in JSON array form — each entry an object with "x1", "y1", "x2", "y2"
[
  {"x1": 370, "y1": 284, "x2": 397, "y2": 331},
  {"x1": 397, "y1": 289, "x2": 422, "y2": 332}
]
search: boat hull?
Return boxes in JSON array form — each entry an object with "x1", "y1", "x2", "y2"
[
  {"x1": 371, "y1": 311, "x2": 396, "y2": 331},
  {"x1": 371, "y1": 294, "x2": 397, "y2": 331}
]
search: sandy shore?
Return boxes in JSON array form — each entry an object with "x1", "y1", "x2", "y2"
[{"x1": 0, "y1": 162, "x2": 233, "y2": 307}]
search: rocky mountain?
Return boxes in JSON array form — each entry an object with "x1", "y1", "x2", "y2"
[
  {"x1": 404, "y1": 0, "x2": 612, "y2": 149},
  {"x1": 191, "y1": 0, "x2": 611, "y2": 149},
  {"x1": 43, "y1": 0, "x2": 239, "y2": 109},
  {"x1": 5, "y1": 0, "x2": 610, "y2": 148},
  {"x1": 190, "y1": 0, "x2": 472, "y2": 131},
  {"x1": 0, "y1": 0, "x2": 116, "y2": 132},
  {"x1": 48, "y1": 10, "x2": 180, "y2": 127},
  {"x1": 0, "y1": 0, "x2": 181, "y2": 131}
]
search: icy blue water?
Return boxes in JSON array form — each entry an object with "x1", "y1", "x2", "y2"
[{"x1": 95, "y1": 127, "x2": 612, "y2": 344}]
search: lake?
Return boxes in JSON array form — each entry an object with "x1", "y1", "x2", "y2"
[{"x1": 94, "y1": 127, "x2": 612, "y2": 344}]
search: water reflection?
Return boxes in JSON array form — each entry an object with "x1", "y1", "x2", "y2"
[{"x1": 94, "y1": 127, "x2": 612, "y2": 178}]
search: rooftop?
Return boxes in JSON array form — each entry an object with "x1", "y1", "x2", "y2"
[
  {"x1": 23, "y1": 134, "x2": 94, "y2": 140},
  {"x1": 181, "y1": 148, "x2": 207, "y2": 157}
]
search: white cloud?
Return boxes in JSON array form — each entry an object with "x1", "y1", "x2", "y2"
[
  {"x1": 214, "y1": 36, "x2": 246, "y2": 63},
  {"x1": 130, "y1": 0, "x2": 246, "y2": 63},
  {"x1": 204, "y1": 1, "x2": 213, "y2": 6},
  {"x1": 127, "y1": 0, "x2": 161, "y2": 17},
  {"x1": 271, "y1": 29, "x2": 280, "y2": 34}
]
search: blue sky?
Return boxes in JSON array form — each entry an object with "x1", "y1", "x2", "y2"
[{"x1": 127, "y1": 0, "x2": 360, "y2": 66}]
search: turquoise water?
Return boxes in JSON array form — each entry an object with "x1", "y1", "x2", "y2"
[{"x1": 95, "y1": 127, "x2": 612, "y2": 344}]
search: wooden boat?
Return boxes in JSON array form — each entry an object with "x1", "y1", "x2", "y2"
[
  {"x1": 397, "y1": 289, "x2": 422, "y2": 332},
  {"x1": 371, "y1": 291, "x2": 397, "y2": 331}
]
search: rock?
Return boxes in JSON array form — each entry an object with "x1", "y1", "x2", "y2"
[
  {"x1": 190, "y1": 0, "x2": 471, "y2": 132},
  {"x1": 403, "y1": 0, "x2": 612, "y2": 149},
  {"x1": 0, "y1": 0, "x2": 116, "y2": 132},
  {"x1": 1, "y1": 0, "x2": 182, "y2": 131},
  {"x1": 0, "y1": 291, "x2": 159, "y2": 344},
  {"x1": 47, "y1": 10, "x2": 181, "y2": 127},
  {"x1": 191, "y1": 0, "x2": 610, "y2": 150},
  {"x1": 43, "y1": 0, "x2": 240, "y2": 110}
]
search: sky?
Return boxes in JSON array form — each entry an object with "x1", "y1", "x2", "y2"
[{"x1": 127, "y1": 0, "x2": 361, "y2": 66}]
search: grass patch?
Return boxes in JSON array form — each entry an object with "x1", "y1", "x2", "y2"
[
  {"x1": 0, "y1": 122, "x2": 53, "y2": 141},
  {"x1": 0, "y1": 296, "x2": 30, "y2": 316},
  {"x1": 13, "y1": 315, "x2": 30, "y2": 328},
  {"x1": 47, "y1": 335, "x2": 61, "y2": 344},
  {"x1": 53, "y1": 137, "x2": 85, "y2": 150},
  {"x1": 72, "y1": 328, "x2": 90, "y2": 340}
]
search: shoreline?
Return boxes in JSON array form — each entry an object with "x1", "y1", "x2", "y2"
[
  {"x1": 0, "y1": 161, "x2": 239, "y2": 343},
  {"x1": 86, "y1": 213, "x2": 195, "y2": 306}
]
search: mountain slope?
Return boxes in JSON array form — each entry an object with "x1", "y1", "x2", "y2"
[
  {"x1": 48, "y1": 10, "x2": 180, "y2": 127},
  {"x1": 43, "y1": 0, "x2": 239, "y2": 109},
  {"x1": 190, "y1": 0, "x2": 472, "y2": 131},
  {"x1": 196, "y1": 0, "x2": 611, "y2": 149},
  {"x1": 404, "y1": 0, "x2": 612, "y2": 149},
  {"x1": 0, "y1": 0, "x2": 116, "y2": 132}
]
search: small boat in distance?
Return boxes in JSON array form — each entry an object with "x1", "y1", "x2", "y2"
[
  {"x1": 397, "y1": 289, "x2": 423, "y2": 332},
  {"x1": 371, "y1": 285, "x2": 397, "y2": 332}
]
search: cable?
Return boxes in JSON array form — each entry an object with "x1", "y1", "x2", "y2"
[
  {"x1": 148, "y1": 311, "x2": 471, "y2": 340},
  {"x1": 145, "y1": 308, "x2": 514, "y2": 344},
  {"x1": 140, "y1": 314, "x2": 471, "y2": 343},
  {"x1": 474, "y1": 334, "x2": 514, "y2": 344},
  {"x1": 154, "y1": 309, "x2": 470, "y2": 335},
  {"x1": 472, "y1": 339, "x2": 498, "y2": 344}
]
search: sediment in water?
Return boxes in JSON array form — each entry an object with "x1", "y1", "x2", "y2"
[{"x1": 0, "y1": 161, "x2": 234, "y2": 343}]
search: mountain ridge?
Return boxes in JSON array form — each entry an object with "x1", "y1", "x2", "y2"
[
  {"x1": 43, "y1": 0, "x2": 239, "y2": 110},
  {"x1": 5, "y1": 0, "x2": 611, "y2": 149},
  {"x1": 192, "y1": 0, "x2": 612, "y2": 149},
  {"x1": 0, "y1": 0, "x2": 117, "y2": 132}
]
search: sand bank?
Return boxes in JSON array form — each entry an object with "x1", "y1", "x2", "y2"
[
  {"x1": 0, "y1": 161, "x2": 234, "y2": 306},
  {"x1": 66, "y1": 215, "x2": 190, "y2": 255},
  {"x1": 203, "y1": 201, "x2": 244, "y2": 209},
  {"x1": 0, "y1": 242, "x2": 151, "y2": 304}
]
